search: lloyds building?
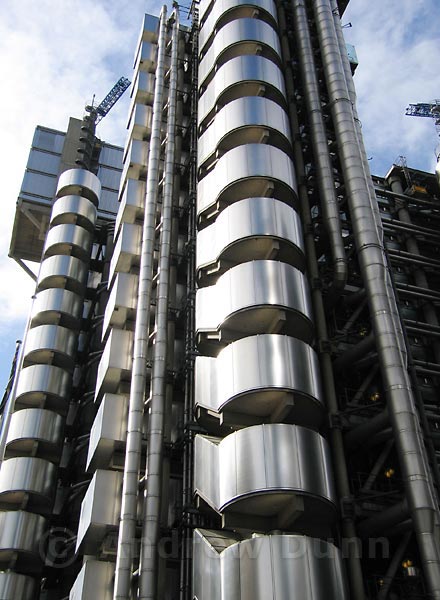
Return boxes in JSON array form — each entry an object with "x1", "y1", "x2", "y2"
[{"x1": 1, "y1": 1, "x2": 440, "y2": 599}]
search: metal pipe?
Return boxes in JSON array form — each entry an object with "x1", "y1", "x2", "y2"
[
  {"x1": 358, "y1": 500, "x2": 410, "y2": 539},
  {"x1": 312, "y1": 0, "x2": 440, "y2": 595},
  {"x1": 113, "y1": 8, "x2": 168, "y2": 599},
  {"x1": 377, "y1": 532, "x2": 412, "y2": 600},
  {"x1": 139, "y1": 10, "x2": 179, "y2": 600},
  {"x1": 344, "y1": 410, "x2": 389, "y2": 451},
  {"x1": 333, "y1": 333, "x2": 375, "y2": 372},
  {"x1": 290, "y1": 0, "x2": 347, "y2": 293},
  {"x1": 361, "y1": 439, "x2": 394, "y2": 493}
]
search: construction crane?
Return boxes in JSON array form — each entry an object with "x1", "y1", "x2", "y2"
[
  {"x1": 405, "y1": 100, "x2": 440, "y2": 151},
  {"x1": 76, "y1": 76, "x2": 131, "y2": 170}
]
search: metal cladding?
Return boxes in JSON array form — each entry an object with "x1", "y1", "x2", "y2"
[
  {"x1": 193, "y1": 530, "x2": 349, "y2": 600},
  {"x1": 0, "y1": 572, "x2": 37, "y2": 600}
]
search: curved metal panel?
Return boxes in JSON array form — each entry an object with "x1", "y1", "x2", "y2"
[
  {"x1": 0, "y1": 456, "x2": 57, "y2": 514},
  {"x1": 196, "y1": 198, "x2": 304, "y2": 284},
  {"x1": 195, "y1": 334, "x2": 323, "y2": 430},
  {"x1": 37, "y1": 255, "x2": 88, "y2": 295},
  {"x1": 43, "y1": 224, "x2": 93, "y2": 262},
  {"x1": 197, "y1": 144, "x2": 298, "y2": 224},
  {"x1": 199, "y1": 19, "x2": 281, "y2": 89},
  {"x1": 5, "y1": 408, "x2": 64, "y2": 462},
  {"x1": 30, "y1": 288, "x2": 83, "y2": 330},
  {"x1": 196, "y1": 261, "x2": 314, "y2": 351},
  {"x1": 56, "y1": 168, "x2": 101, "y2": 206},
  {"x1": 15, "y1": 364, "x2": 71, "y2": 414},
  {"x1": 0, "y1": 572, "x2": 36, "y2": 600},
  {"x1": 0, "y1": 511, "x2": 47, "y2": 574},
  {"x1": 199, "y1": 0, "x2": 278, "y2": 54},
  {"x1": 198, "y1": 97, "x2": 291, "y2": 171},
  {"x1": 50, "y1": 195, "x2": 97, "y2": 231},
  {"x1": 195, "y1": 425, "x2": 335, "y2": 531},
  {"x1": 193, "y1": 530, "x2": 349, "y2": 600},
  {"x1": 198, "y1": 56, "x2": 286, "y2": 130},
  {"x1": 23, "y1": 324, "x2": 77, "y2": 370}
]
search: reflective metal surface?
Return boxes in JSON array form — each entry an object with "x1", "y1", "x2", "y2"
[
  {"x1": 50, "y1": 195, "x2": 97, "y2": 231},
  {"x1": 0, "y1": 511, "x2": 47, "y2": 574},
  {"x1": 0, "y1": 572, "x2": 36, "y2": 600},
  {"x1": 126, "y1": 103, "x2": 153, "y2": 143},
  {"x1": 95, "y1": 329, "x2": 134, "y2": 402},
  {"x1": 56, "y1": 168, "x2": 101, "y2": 205},
  {"x1": 103, "y1": 272, "x2": 138, "y2": 338},
  {"x1": 199, "y1": 19, "x2": 281, "y2": 88},
  {"x1": 115, "y1": 178, "x2": 146, "y2": 233},
  {"x1": 43, "y1": 224, "x2": 93, "y2": 262},
  {"x1": 109, "y1": 223, "x2": 142, "y2": 282},
  {"x1": 87, "y1": 393, "x2": 129, "y2": 472},
  {"x1": 196, "y1": 198, "x2": 305, "y2": 284},
  {"x1": 23, "y1": 324, "x2": 77, "y2": 370},
  {"x1": 130, "y1": 70, "x2": 156, "y2": 107},
  {"x1": 15, "y1": 364, "x2": 71, "y2": 414},
  {"x1": 5, "y1": 408, "x2": 64, "y2": 462},
  {"x1": 198, "y1": 56, "x2": 286, "y2": 130},
  {"x1": 199, "y1": 0, "x2": 278, "y2": 53},
  {"x1": 133, "y1": 41, "x2": 157, "y2": 73},
  {"x1": 76, "y1": 470, "x2": 123, "y2": 554},
  {"x1": 195, "y1": 334, "x2": 323, "y2": 429},
  {"x1": 198, "y1": 97, "x2": 292, "y2": 170},
  {"x1": 197, "y1": 144, "x2": 298, "y2": 224},
  {"x1": 37, "y1": 255, "x2": 88, "y2": 294},
  {"x1": 195, "y1": 424, "x2": 336, "y2": 530},
  {"x1": 196, "y1": 261, "x2": 313, "y2": 350},
  {"x1": 0, "y1": 456, "x2": 56, "y2": 513},
  {"x1": 30, "y1": 288, "x2": 83, "y2": 330},
  {"x1": 121, "y1": 139, "x2": 150, "y2": 181},
  {"x1": 70, "y1": 560, "x2": 115, "y2": 600},
  {"x1": 193, "y1": 530, "x2": 349, "y2": 600}
]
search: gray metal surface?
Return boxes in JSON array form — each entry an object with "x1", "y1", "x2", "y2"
[
  {"x1": 115, "y1": 178, "x2": 146, "y2": 232},
  {"x1": 195, "y1": 424, "x2": 336, "y2": 527},
  {"x1": 197, "y1": 144, "x2": 298, "y2": 224},
  {"x1": 37, "y1": 255, "x2": 88, "y2": 294},
  {"x1": 198, "y1": 96, "x2": 292, "y2": 170},
  {"x1": 0, "y1": 456, "x2": 56, "y2": 513},
  {"x1": 196, "y1": 260, "x2": 314, "y2": 348},
  {"x1": 50, "y1": 195, "x2": 97, "y2": 231},
  {"x1": 15, "y1": 364, "x2": 71, "y2": 413},
  {"x1": 94, "y1": 329, "x2": 133, "y2": 401},
  {"x1": 130, "y1": 70, "x2": 156, "y2": 107},
  {"x1": 196, "y1": 197, "x2": 304, "y2": 284},
  {"x1": 134, "y1": 41, "x2": 158, "y2": 74},
  {"x1": 193, "y1": 530, "x2": 349, "y2": 600},
  {"x1": 5, "y1": 408, "x2": 64, "y2": 462},
  {"x1": 70, "y1": 560, "x2": 115, "y2": 600},
  {"x1": 0, "y1": 511, "x2": 47, "y2": 574},
  {"x1": 126, "y1": 104, "x2": 153, "y2": 144},
  {"x1": 56, "y1": 168, "x2": 101, "y2": 205},
  {"x1": 43, "y1": 223, "x2": 93, "y2": 262},
  {"x1": 109, "y1": 222, "x2": 142, "y2": 282},
  {"x1": 199, "y1": 0, "x2": 278, "y2": 53},
  {"x1": 195, "y1": 334, "x2": 323, "y2": 428},
  {"x1": 23, "y1": 324, "x2": 77, "y2": 370},
  {"x1": 121, "y1": 139, "x2": 150, "y2": 181},
  {"x1": 102, "y1": 272, "x2": 138, "y2": 338},
  {"x1": 30, "y1": 288, "x2": 83, "y2": 330},
  {"x1": 199, "y1": 19, "x2": 281, "y2": 88},
  {"x1": 198, "y1": 55, "x2": 286, "y2": 129},
  {"x1": 0, "y1": 572, "x2": 36, "y2": 600}
]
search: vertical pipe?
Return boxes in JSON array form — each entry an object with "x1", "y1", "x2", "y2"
[
  {"x1": 113, "y1": 8, "x2": 168, "y2": 599},
  {"x1": 139, "y1": 10, "x2": 179, "y2": 600},
  {"x1": 377, "y1": 532, "x2": 412, "y2": 600},
  {"x1": 311, "y1": 0, "x2": 440, "y2": 595}
]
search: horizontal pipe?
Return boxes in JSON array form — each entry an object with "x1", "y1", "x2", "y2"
[
  {"x1": 345, "y1": 411, "x2": 389, "y2": 451},
  {"x1": 358, "y1": 500, "x2": 410, "y2": 538},
  {"x1": 333, "y1": 333, "x2": 375, "y2": 372}
]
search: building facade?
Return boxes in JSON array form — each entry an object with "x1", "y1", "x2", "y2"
[{"x1": 1, "y1": 1, "x2": 440, "y2": 599}]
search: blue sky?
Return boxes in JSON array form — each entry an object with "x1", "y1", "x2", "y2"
[{"x1": 0, "y1": 0, "x2": 439, "y2": 394}]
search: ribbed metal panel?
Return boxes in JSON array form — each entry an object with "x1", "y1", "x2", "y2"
[
  {"x1": 193, "y1": 530, "x2": 349, "y2": 600},
  {"x1": 199, "y1": 19, "x2": 281, "y2": 88},
  {"x1": 23, "y1": 324, "x2": 77, "y2": 371},
  {"x1": 37, "y1": 255, "x2": 88, "y2": 294},
  {"x1": 197, "y1": 144, "x2": 298, "y2": 224},
  {"x1": 56, "y1": 168, "x2": 101, "y2": 205},
  {"x1": 70, "y1": 560, "x2": 115, "y2": 600},
  {"x1": 0, "y1": 511, "x2": 47, "y2": 574},
  {"x1": 198, "y1": 56, "x2": 286, "y2": 129},
  {"x1": 196, "y1": 198, "x2": 304, "y2": 284},
  {"x1": 30, "y1": 288, "x2": 83, "y2": 330},
  {"x1": 15, "y1": 364, "x2": 71, "y2": 414},
  {"x1": 199, "y1": 0, "x2": 278, "y2": 53},
  {"x1": 0, "y1": 572, "x2": 36, "y2": 600},
  {"x1": 0, "y1": 456, "x2": 57, "y2": 513},
  {"x1": 5, "y1": 408, "x2": 64, "y2": 462},
  {"x1": 196, "y1": 260, "x2": 313, "y2": 351},
  {"x1": 198, "y1": 97, "x2": 292, "y2": 171},
  {"x1": 195, "y1": 334, "x2": 323, "y2": 429},
  {"x1": 195, "y1": 424, "x2": 336, "y2": 531},
  {"x1": 50, "y1": 195, "x2": 97, "y2": 231},
  {"x1": 43, "y1": 224, "x2": 93, "y2": 262}
]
